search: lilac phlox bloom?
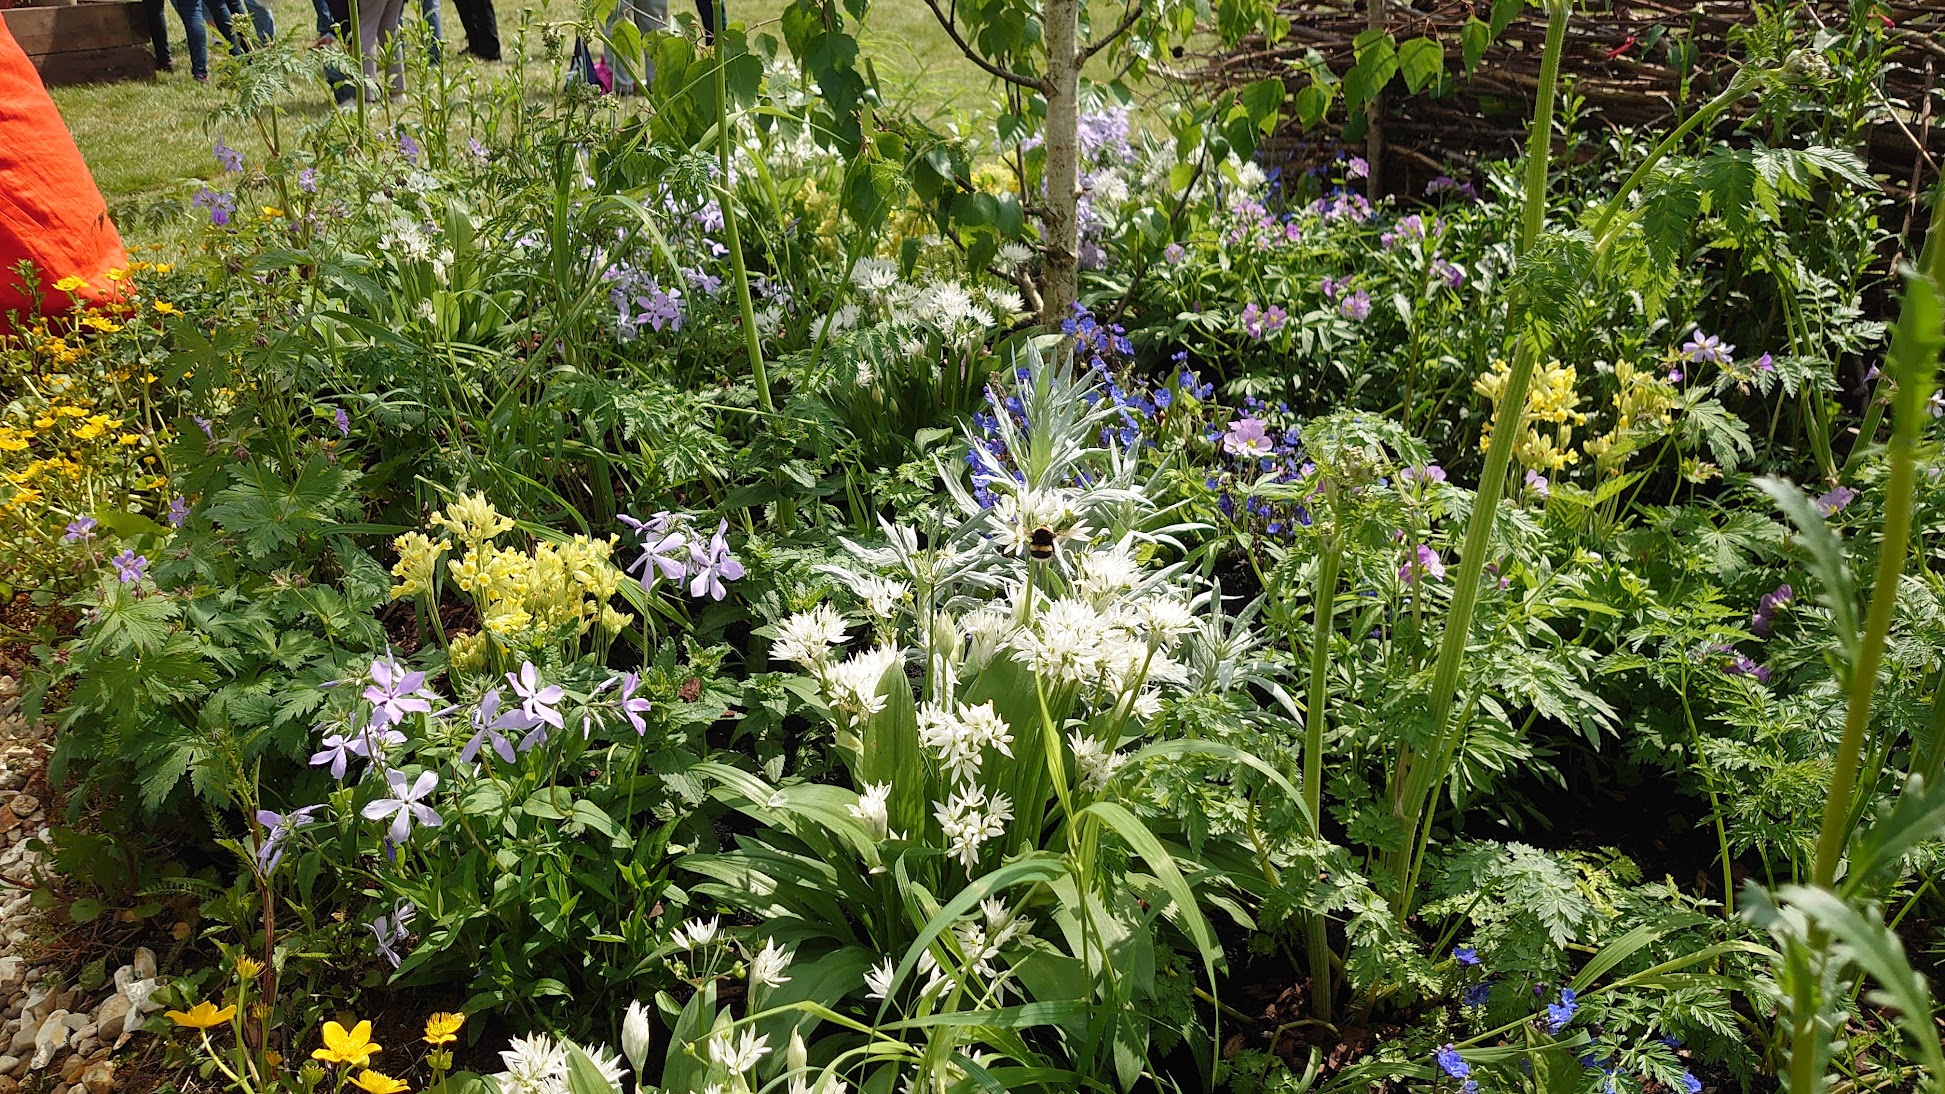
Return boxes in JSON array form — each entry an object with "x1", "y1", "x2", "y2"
[
  {"x1": 364, "y1": 655, "x2": 435, "y2": 730},
  {"x1": 166, "y1": 495, "x2": 189, "y2": 528},
  {"x1": 1816, "y1": 485, "x2": 1857, "y2": 516},
  {"x1": 1434, "y1": 1045, "x2": 1470, "y2": 1080},
  {"x1": 310, "y1": 731, "x2": 358, "y2": 779},
  {"x1": 296, "y1": 166, "x2": 318, "y2": 193},
  {"x1": 371, "y1": 900, "x2": 415, "y2": 968},
  {"x1": 255, "y1": 804, "x2": 328, "y2": 874},
  {"x1": 688, "y1": 520, "x2": 745, "y2": 601},
  {"x1": 1545, "y1": 987, "x2": 1578, "y2": 1033},
  {"x1": 618, "y1": 511, "x2": 690, "y2": 585},
  {"x1": 62, "y1": 516, "x2": 96, "y2": 543},
  {"x1": 1222, "y1": 417, "x2": 1275, "y2": 459},
  {"x1": 460, "y1": 688, "x2": 538, "y2": 764},
  {"x1": 361, "y1": 768, "x2": 443, "y2": 844},
  {"x1": 1401, "y1": 545, "x2": 1445, "y2": 584},
  {"x1": 1452, "y1": 944, "x2": 1479, "y2": 965},
  {"x1": 508, "y1": 661, "x2": 566, "y2": 729},
  {"x1": 111, "y1": 549, "x2": 147, "y2": 584},
  {"x1": 613, "y1": 672, "x2": 652, "y2": 735},
  {"x1": 1346, "y1": 156, "x2": 1369, "y2": 179},
  {"x1": 1681, "y1": 329, "x2": 1735, "y2": 366}
]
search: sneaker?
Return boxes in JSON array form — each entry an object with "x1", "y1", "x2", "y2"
[{"x1": 194, "y1": 72, "x2": 210, "y2": 81}]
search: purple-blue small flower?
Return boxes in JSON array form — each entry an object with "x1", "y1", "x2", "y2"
[
  {"x1": 364, "y1": 656, "x2": 435, "y2": 729},
  {"x1": 1463, "y1": 982, "x2": 1492, "y2": 1008},
  {"x1": 214, "y1": 138, "x2": 243, "y2": 173},
  {"x1": 361, "y1": 768, "x2": 442, "y2": 845},
  {"x1": 62, "y1": 516, "x2": 96, "y2": 543},
  {"x1": 297, "y1": 166, "x2": 318, "y2": 193},
  {"x1": 111, "y1": 549, "x2": 147, "y2": 584},
  {"x1": 1340, "y1": 290, "x2": 1372, "y2": 321},
  {"x1": 460, "y1": 688, "x2": 538, "y2": 765},
  {"x1": 371, "y1": 900, "x2": 414, "y2": 968},
  {"x1": 1681, "y1": 1071, "x2": 1703, "y2": 1093},
  {"x1": 1452, "y1": 944, "x2": 1478, "y2": 966},
  {"x1": 333, "y1": 407, "x2": 351, "y2": 436},
  {"x1": 166, "y1": 495, "x2": 189, "y2": 528},
  {"x1": 1434, "y1": 1044, "x2": 1470, "y2": 1080},
  {"x1": 1545, "y1": 987, "x2": 1578, "y2": 1033},
  {"x1": 192, "y1": 187, "x2": 236, "y2": 227},
  {"x1": 1816, "y1": 486, "x2": 1857, "y2": 516},
  {"x1": 254, "y1": 804, "x2": 328, "y2": 874},
  {"x1": 397, "y1": 132, "x2": 422, "y2": 163},
  {"x1": 687, "y1": 520, "x2": 745, "y2": 601},
  {"x1": 1404, "y1": 466, "x2": 1448, "y2": 487}
]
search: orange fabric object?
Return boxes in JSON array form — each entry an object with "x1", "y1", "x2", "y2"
[{"x1": 0, "y1": 15, "x2": 129, "y2": 325}]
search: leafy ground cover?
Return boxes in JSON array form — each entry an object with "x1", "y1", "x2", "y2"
[{"x1": 7, "y1": 2, "x2": 1945, "y2": 1094}]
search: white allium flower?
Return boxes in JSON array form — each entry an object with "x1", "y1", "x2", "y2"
[
  {"x1": 855, "y1": 576, "x2": 908, "y2": 620},
  {"x1": 750, "y1": 938, "x2": 794, "y2": 991},
  {"x1": 982, "y1": 286, "x2": 1025, "y2": 316},
  {"x1": 708, "y1": 1028, "x2": 772, "y2": 1075},
  {"x1": 581, "y1": 1044, "x2": 629, "y2": 1089},
  {"x1": 1069, "y1": 732, "x2": 1129, "y2": 793},
  {"x1": 917, "y1": 701, "x2": 1013, "y2": 784},
  {"x1": 1235, "y1": 160, "x2": 1268, "y2": 193},
  {"x1": 493, "y1": 1033, "x2": 568, "y2": 1094},
  {"x1": 1076, "y1": 546, "x2": 1143, "y2": 606},
  {"x1": 671, "y1": 916, "x2": 721, "y2": 949},
  {"x1": 997, "y1": 241, "x2": 1035, "y2": 268},
  {"x1": 825, "y1": 645, "x2": 906, "y2": 722},
  {"x1": 1130, "y1": 688, "x2": 1163, "y2": 720},
  {"x1": 773, "y1": 604, "x2": 849, "y2": 669},
  {"x1": 917, "y1": 948, "x2": 957, "y2": 999},
  {"x1": 933, "y1": 783, "x2": 1013, "y2": 872},
  {"x1": 1132, "y1": 596, "x2": 1198, "y2": 647},
  {"x1": 755, "y1": 304, "x2": 786, "y2": 337},
  {"x1": 959, "y1": 604, "x2": 1018, "y2": 672},
  {"x1": 864, "y1": 956, "x2": 896, "y2": 999},
  {"x1": 851, "y1": 257, "x2": 899, "y2": 295},
  {"x1": 848, "y1": 781, "x2": 895, "y2": 841},
  {"x1": 621, "y1": 1000, "x2": 652, "y2": 1075},
  {"x1": 991, "y1": 487, "x2": 1091, "y2": 560},
  {"x1": 1011, "y1": 598, "x2": 1109, "y2": 685},
  {"x1": 954, "y1": 921, "x2": 1003, "y2": 979}
]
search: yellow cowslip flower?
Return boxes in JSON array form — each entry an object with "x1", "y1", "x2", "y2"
[
  {"x1": 155, "y1": 263, "x2": 175, "y2": 273},
  {"x1": 484, "y1": 603, "x2": 534, "y2": 637},
  {"x1": 167, "y1": 1000, "x2": 237, "y2": 1029},
  {"x1": 423, "y1": 1012, "x2": 464, "y2": 1046},
  {"x1": 600, "y1": 604, "x2": 634, "y2": 636},
  {"x1": 351, "y1": 1070, "x2": 409, "y2": 1094},
  {"x1": 152, "y1": 301, "x2": 180, "y2": 316},
  {"x1": 312, "y1": 1020, "x2": 381, "y2": 1067},
  {"x1": 448, "y1": 631, "x2": 487, "y2": 672},
  {"x1": 389, "y1": 532, "x2": 450, "y2": 599},
  {"x1": 53, "y1": 275, "x2": 88, "y2": 293},
  {"x1": 431, "y1": 492, "x2": 514, "y2": 545},
  {"x1": 236, "y1": 955, "x2": 265, "y2": 980}
]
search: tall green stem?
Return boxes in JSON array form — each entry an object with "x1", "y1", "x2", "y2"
[
  {"x1": 1303, "y1": 507, "x2": 1342, "y2": 1020},
  {"x1": 710, "y1": 15, "x2": 773, "y2": 414},
  {"x1": 1386, "y1": 0, "x2": 1568, "y2": 913}
]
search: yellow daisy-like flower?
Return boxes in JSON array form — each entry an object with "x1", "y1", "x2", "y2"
[
  {"x1": 351, "y1": 1070, "x2": 409, "y2": 1094},
  {"x1": 81, "y1": 316, "x2": 123, "y2": 333},
  {"x1": 118, "y1": 434, "x2": 142, "y2": 446},
  {"x1": 155, "y1": 263, "x2": 174, "y2": 273},
  {"x1": 422, "y1": 1012, "x2": 464, "y2": 1046},
  {"x1": 152, "y1": 301, "x2": 180, "y2": 316},
  {"x1": 235, "y1": 955, "x2": 264, "y2": 980},
  {"x1": 105, "y1": 267, "x2": 129, "y2": 281},
  {"x1": 261, "y1": 206, "x2": 285, "y2": 218},
  {"x1": 53, "y1": 275, "x2": 88, "y2": 293},
  {"x1": 312, "y1": 1020, "x2": 382, "y2": 1067},
  {"x1": 166, "y1": 1000, "x2": 237, "y2": 1029}
]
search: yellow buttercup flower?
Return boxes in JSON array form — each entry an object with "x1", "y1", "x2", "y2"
[
  {"x1": 53, "y1": 275, "x2": 88, "y2": 293},
  {"x1": 235, "y1": 955, "x2": 264, "y2": 980},
  {"x1": 105, "y1": 267, "x2": 129, "y2": 281},
  {"x1": 312, "y1": 1020, "x2": 382, "y2": 1067},
  {"x1": 423, "y1": 1012, "x2": 464, "y2": 1046},
  {"x1": 351, "y1": 1070, "x2": 409, "y2": 1093},
  {"x1": 167, "y1": 1000, "x2": 237, "y2": 1029},
  {"x1": 152, "y1": 301, "x2": 180, "y2": 316},
  {"x1": 261, "y1": 206, "x2": 285, "y2": 218},
  {"x1": 118, "y1": 434, "x2": 142, "y2": 446},
  {"x1": 155, "y1": 263, "x2": 175, "y2": 273},
  {"x1": 81, "y1": 316, "x2": 122, "y2": 333}
]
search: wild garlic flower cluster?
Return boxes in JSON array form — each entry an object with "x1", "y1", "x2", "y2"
[
  {"x1": 390, "y1": 493, "x2": 633, "y2": 669},
  {"x1": 847, "y1": 259, "x2": 1025, "y2": 349},
  {"x1": 490, "y1": 1033, "x2": 627, "y2": 1094}
]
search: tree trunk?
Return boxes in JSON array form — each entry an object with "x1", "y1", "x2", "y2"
[{"x1": 1041, "y1": 0, "x2": 1081, "y2": 325}]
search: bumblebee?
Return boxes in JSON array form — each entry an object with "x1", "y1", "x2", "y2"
[{"x1": 1027, "y1": 526, "x2": 1057, "y2": 561}]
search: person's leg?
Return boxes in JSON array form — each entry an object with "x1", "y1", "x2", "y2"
[
  {"x1": 145, "y1": 0, "x2": 173, "y2": 70},
  {"x1": 242, "y1": 0, "x2": 275, "y2": 41},
  {"x1": 693, "y1": 0, "x2": 714, "y2": 42},
  {"x1": 376, "y1": 0, "x2": 406, "y2": 97},
  {"x1": 203, "y1": 0, "x2": 242, "y2": 55},
  {"x1": 469, "y1": 0, "x2": 499, "y2": 60},
  {"x1": 418, "y1": 0, "x2": 442, "y2": 62},
  {"x1": 169, "y1": 0, "x2": 209, "y2": 77}
]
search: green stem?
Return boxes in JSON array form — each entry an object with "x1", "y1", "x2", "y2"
[
  {"x1": 711, "y1": 18, "x2": 772, "y2": 415},
  {"x1": 1303, "y1": 505, "x2": 1342, "y2": 1021},
  {"x1": 1588, "y1": 66, "x2": 1769, "y2": 246}
]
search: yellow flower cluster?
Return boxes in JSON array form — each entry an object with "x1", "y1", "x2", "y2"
[
  {"x1": 1474, "y1": 357, "x2": 1587, "y2": 473},
  {"x1": 1581, "y1": 359, "x2": 1676, "y2": 474},
  {"x1": 391, "y1": 494, "x2": 633, "y2": 669}
]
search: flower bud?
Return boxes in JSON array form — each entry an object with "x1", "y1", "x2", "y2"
[{"x1": 621, "y1": 1000, "x2": 652, "y2": 1076}]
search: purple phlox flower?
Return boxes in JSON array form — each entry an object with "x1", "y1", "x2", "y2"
[
  {"x1": 1434, "y1": 1045, "x2": 1470, "y2": 1080},
  {"x1": 1340, "y1": 289, "x2": 1372, "y2": 321},
  {"x1": 1452, "y1": 944, "x2": 1479, "y2": 966},
  {"x1": 361, "y1": 768, "x2": 443, "y2": 845},
  {"x1": 166, "y1": 495, "x2": 189, "y2": 528},
  {"x1": 1463, "y1": 982, "x2": 1492, "y2": 1008},
  {"x1": 111, "y1": 549, "x2": 147, "y2": 584},
  {"x1": 1346, "y1": 156, "x2": 1369, "y2": 179},
  {"x1": 1756, "y1": 352, "x2": 1774, "y2": 373},
  {"x1": 614, "y1": 671, "x2": 652, "y2": 735},
  {"x1": 214, "y1": 139, "x2": 243, "y2": 173},
  {"x1": 1525, "y1": 469, "x2": 1550, "y2": 498},
  {"x1": 1403, "y1": 465, "x2": 1448, "y2": 487},
  {"x1": 1222, "y1": 417, "x2": 1275, "y2": 459},
  {"x1": 1816, "y1": 485, "x2": 1857, "y2": 517},
  {"x1": 333, "y1": 406, "x2": 351, "y2": 436},
  {"x1": 693, "y1": 201, "x2": 726, "y2": 232},
  {"x1": 508, "y1": 661, "x2": 566, "y2": 730},
  {"x1": 347, "y1": 724, "x2": 406, "y2": 766},
  {"x1": 688, "y1": 519, "x2": 745, "y2": 601},
  {"x1": 192, "y1": 187, "x2": 236, "y2": 227},
  {"x1": 1681, "y1": 1072, "x2": 1703, "y2": 1094},
  {"x1": 363, "y1": 655, "x2": 435, "y2": 729},
  {"x1": 62, "y1": 516, "x2": 96, "y2": 543},
  {"x1": 254, "y1": 804, "x2": 328, "y2": 874},
  {"x1": 1402, "y1": 545, "x2": 1445, "y2": 585},
  {"x1": 370, "y1": 900, "x2": 415, "y2": 968},
  {"x1": 618, "y1": 511, "x2": 691, "y2": 586},
  {"x1": 460, "y1": 688, "x2": 537, "y2": 765},
  {"x1": 1931, "y1": 390, "x2": 1945, "y2": 419},
  {"x1": 1545, "y1": 987, "x2": 1579, "y2": 1033},
  {"x1": 296, "y1": 166, "x2": 318, "y2": 193},
  {"x1": 310, "y1": 731, "x2": 357, "y2": 779},
  {"x1": 1681, "y1": 329, "x2": 1735, "y2": 367}
]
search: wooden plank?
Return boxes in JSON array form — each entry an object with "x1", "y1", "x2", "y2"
[
  {"x1": 27, "y1": 43, "x2": 153, "y2": 84},
  {"x1": 1, "y1": 3, "x2": 144, "y2": 55}
]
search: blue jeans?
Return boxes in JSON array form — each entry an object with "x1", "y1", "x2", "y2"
[
  {"x1": 226, "y1": 0, "x2": 274, "y2": 40},
  {"x1": 168, "y1": 0, "x2": 238, "y2": 77},
  {"x1": 420, "y1": 0, "x2": 442, "y2": 61}
]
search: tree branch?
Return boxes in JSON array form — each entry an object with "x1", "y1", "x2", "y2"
[
  {"x1": 918, "y1": 0, "x2": 1050, "y2": 93},
  {"x1": 1080, "y1": 0, "x2": 1142, "y2": 62}
]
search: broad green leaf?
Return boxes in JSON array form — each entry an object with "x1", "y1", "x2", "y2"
[{"x1": 1782, "y1": 885, "x2": 1945, "y2": 1081}]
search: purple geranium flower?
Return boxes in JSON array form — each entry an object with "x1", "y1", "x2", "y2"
[
  {"x1": 111, "y1": 549, "x2": 147, "y2": 584},
  {"x1": 1339, "y1": 289, "x2": 1371, "y2": 321},
  {"x1": 1403, "y1": 465, "x2": 1447, "y2": 487},
  {"x1": 687, "y1": 520, "x2": 745, "y2": 601},
  {"x1": 361, "y1": 768, "x2": 443, "y2": 844},
  {"x1": 192, "y1": 187, "x2": 236, "y2": 227},
  {"x1": 1681, "y1": 329, "x2": 1735, "y2": 366},
  {"x1": 166, "y1": 496, "x2": 189, "y2": 528},
  {"x1": 1222, "y1": 417, "x2": 1274, "y2": 459},
  {"x1": 214, "y1": 138, "x2": 243, "y2": 173},
  {"x1": 62, "y1": 516, "x2": 96, "y2": 543},
  {"x1": 333, "y1": 407, "x2": 351, "y2": 436},
  {"x1": 507, "y1": 661, "x2": 566, "y2": 729},
  {"x1": 1816, "y1": 485, "x2": 1857, "y2": 516},
  {"x1": 1401, "y1": 545, "x2": 1445, "y2": 585},
  {"x1": 398, "y1": 132, "x2": 421, "y2": 164},
  {"x1": 1463, "y1": 982, "x2": 1492, "y2": 1008},
  {"x1": 254, "y1": 804, "x2": 328, "y2": 874}
]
